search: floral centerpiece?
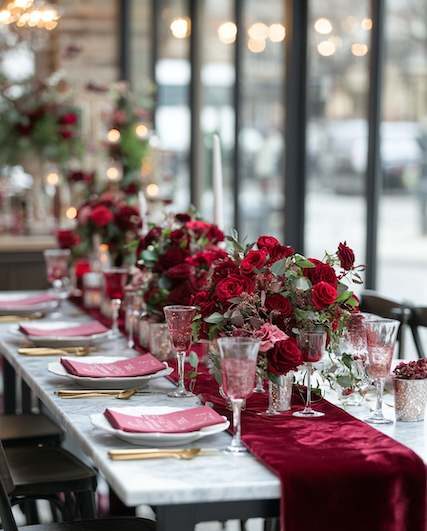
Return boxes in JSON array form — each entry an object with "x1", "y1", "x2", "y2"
[
  {"x1": 73, "y1": 192, "x2": 142, "y2": 265},
  {"x1": 0, "y1": 76, "x2": 82, "y2": 168},
  {"x1": 193, "y1": 234, "x2": 362, "y2": 385},
  {"x1": 134, "y1": 212, "x2": 226, "y2": 321},
  {"x1": 393, "y1": 359, "x2": 427, "y2": 422}
]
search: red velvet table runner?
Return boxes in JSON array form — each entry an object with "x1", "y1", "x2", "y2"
[{"x1": 76, "y1": 301, "x2": 426, "y2": 531}]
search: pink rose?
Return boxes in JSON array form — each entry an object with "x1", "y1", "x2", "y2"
[{"x1": 254, "y1": 323, "x2": 289, "y2": 353}]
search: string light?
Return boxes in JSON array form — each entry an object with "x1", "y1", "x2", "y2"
[
  {"x1": 218, "y1": 21, "x2": 237, "y2": 44},
  {"x1": 361, "y1": 18, "x2": 372, "y2": 30},
  {"x1": 66, "y1": 207, "x2": 77, "y2": 220},
  {"x1": 248, "y1": 22, "x2": 268, "y2": 40},
  {"x1": 268, "y1": 23, "x2": 285, "y2": 42},
  {"x1": 170, "y1": 17, "x2": 190, "y2": 39},
  {"x1": 248, "y1": 37, "x2": 266, "y2": 53},
  {"x1": 46, "y1": 172, "x2": 59, "y2": 186},
  {"x1": 106, "y1": 166, "x2": 121, "y2": 181},
  {"x1": 146, "y1": 183, "x2": 159, "y2": 198},
  {"x1": 351, "y1": 43, "x2": 368, "y2": 56},
  {"x1": 317, "y1": 40, "x2": 336, "y2": 56},
  {"x1": 107, "y1": 128, "x2": 120, "y2": 143},
  {"x1": 0, "y1": 0, "x2": 60, "y2": 30},
  {"x1": 314, "y1": 17, "x2": 332, "y2": 35},
  {"x1": 135, "y1": 124, "x2": 148, "y2": 139}
]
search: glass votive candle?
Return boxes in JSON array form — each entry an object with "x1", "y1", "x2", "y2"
[
  {"x1": 83, "y1": 272, "x2": 102, "y2": 309},
  {"x1": 149, "y1": 323, "x2": 173, "y2": 361}
]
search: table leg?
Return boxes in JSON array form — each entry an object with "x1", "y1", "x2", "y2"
[
  {"x1": 3, "y1": 357, "x2": 16, "y2": 414},
  {"x1": 21, "y1": 379, "x2": 32, "y2": 414},
  {"x1": 108, "y1": 488, "x2": 136, "y2": 517}
]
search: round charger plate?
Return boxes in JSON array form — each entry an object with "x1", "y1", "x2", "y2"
[
  {"x1": 91, "y1": 405, "x2": 229, "y2": 446},
  {"x1": 9, "y1": 321, "x2": 111, "y2": 347},
  {"x1": 0, "y1": 293, "x2": 60, "y2": 316},
  {"x1": 48, "y1": 356, "x2": 173, "y2": 389}
]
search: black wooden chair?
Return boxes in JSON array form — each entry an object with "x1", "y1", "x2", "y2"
[
  {"x1": 408, "y1": 306, "x2": 427, "y2": 359},
  {"x1": 0, "y1": 415, "x2": 63, "y2": 448},
  {"x1": 1, "y1": 440, "x2": 97, "y2": 525},
  {"x1": 360, "y1": 290, "x2": 411, "y2": 359},
  {"x1": 0, "y1": 443, "x2": 155, "y2": 531}
]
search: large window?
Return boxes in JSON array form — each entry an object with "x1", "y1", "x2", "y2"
[{"x1": 305, "y1": 0, "x2": 370, "y2": 268}]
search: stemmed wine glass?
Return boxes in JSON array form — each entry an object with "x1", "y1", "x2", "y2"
[
  {"x1": 218, "y1": 337, "x2": 260, "y2": 454},
  {"x1": 164, "y1": 305, "x2": 197, "y2": 398},
  {"x1": 103, "y1": 268, "x2": 128, "y2": 338},
  {"x1": 44, "y1": 249, "x2": 71, "y2": 315},
  {"x1": 293, "y1": 330, "x2": 326, "y2": 418},
  {"x1": 365, "y1": 318, "x2": 399, "y2": 425}
]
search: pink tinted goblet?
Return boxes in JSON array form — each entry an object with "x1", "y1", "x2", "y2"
[
  {"x1": 44, "y1": 249, "x2": 71, "y2": 316},
  {"x1": 164, "y1": 305, "x2": 197, "y2": 398},
  {"x1": 365, "y1": 319, "x2": 399, "y2": 425},
  {"x1": 103, "y1": 268, "x2": 128, "y2": 338},
  {"x1": 293, "y1": 330, "x2": 326, "y2": 418},
  {"x1": 218, "y1": 337, "x2": 260, "y2": 454}
]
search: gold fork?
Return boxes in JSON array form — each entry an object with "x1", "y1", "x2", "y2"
[
  {"x1": 108, "y1": 448, "x2": 219, "y2": 461},
  {"x1": 56, "y1": 388, "x2": 138, "y2": 400},
  {"x1": 0, "y1": 313, "x2": 44, "y2": 323},
  {"x1": 18, "y1": 347, "x2": 92, "y2": 357}
]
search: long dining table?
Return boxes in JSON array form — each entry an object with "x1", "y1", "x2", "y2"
[{"x1": 1, "y1": 295, "x2": 426, "y2": 530}]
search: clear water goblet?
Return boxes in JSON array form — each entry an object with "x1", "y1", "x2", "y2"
[{"x1": 103, "y1": 268, "x2": 128, "y2": 338}]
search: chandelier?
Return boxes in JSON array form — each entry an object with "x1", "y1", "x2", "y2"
[{"x1": 0, "y1": 0, "x2": 60, "y2": 31}]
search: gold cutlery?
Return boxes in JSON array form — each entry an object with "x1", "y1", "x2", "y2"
[
  {"x1": 18, "y1": 347, "x2": 92, "y2": 357},
  {"x1": 56, "y1": 388, "x2": 138, "y2": 400},
  {"x1": 108, "y1": 448, "x2": 221, "y2": 461},
  {"x1": 0, "y1": 312, "x2": 44, "y2": 323}
]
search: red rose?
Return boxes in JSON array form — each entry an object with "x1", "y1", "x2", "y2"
[
  {"x1": 212, "y1": 258, "x2": 239, "y2": 281},
  {"x1": 74, "y1": 259, "x2": 91, "y2": 278},
  {"x1": 186, "y1": 248, "x2": 227, "y2": 268},
  {"x1": 312, "y1": 281, "x2": 337, "y2": 310},
  {"x1": 114, "y1": 205, "x2": 142, "y2": 232},
  {"x1": 166, "y1": 263, "x2": 193, "y2": 279},
  {"x1": 90, "y1": 205, "x2": 113, "y2": 227},
  {"x1": 185, "y1": 221, "x2": 224, "y2": 243},
  {"x1": 138, "y1": 227, "x2": 162, "y2": 254},
  {"x1": 68, "y1": 170, "x2": 94, "y2": 184},
  {"x1": 207, "y1": 225, "x2": 224, "y2": 243},
  {"x1": 241, "y1": 249, "x2": 268, "y2": 274},
  {"x1": 56, "y1": 229, "x2": 79, "y2": 249},
  {"x1": 157, "y1": 247, "x2": 189, "y2": 272},
  {"x1": 337, "y1": 241, "x2": 355, "y2": 271},
  {"x1": 123, "y1": 182, "x2": 139, "y2": 195},
  {"x1": 215, "y1": 276, "x2": 244, "y2": 301},
  {"x1": 192, "y1": 290, "x2": 216, "y2": 317},
  {"x1": 175, "y1": 213, "x2": 192, "y2": 223},
  {"x1": 59, "y1": 112, "x2": 78, "y2": 125},
  {"x1": 265, "y1": 294, "x2": 293, "y2": 317},
  {"x1": 305, "y1": 259, "x2": 337, "y2": 287},
  {"x1": 257, "y1": 235, "x2": 280, "y2": 251},
  {"x1": 268, "y1": 338, "x2": 303, "y2": 375},
  {"x1": 167, "y1": 280, "x2": 194, "y2": 305},
  {"x1": 59, "y1": 129, "x2": 74, "y2": 139},
  {"x1": 268, "y1": 244, "x2": 295, "y2": 264}
]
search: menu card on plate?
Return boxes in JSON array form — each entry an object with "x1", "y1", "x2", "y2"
[
  {"x1": 0, "y1": 294, "x2": 58, "y2": 309},
  {"x1": 104, "y1": 406, "x2": 224, "y2": 433},
  {"x1": 61, "y1": 354, "x2": 165, "y2": 378},
  {"x1": 20, "y1": 321, "x2": 108, "y2": 337}
]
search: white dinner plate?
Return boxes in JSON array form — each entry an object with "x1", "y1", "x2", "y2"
[
  {"x1": 10, "y1": 321, "x2": 111, "y2": 347},
  {"x1": 48, "y1": 356, "x2": 173, "y2": 389},
  {"x1": 91, "y1": 405, "x2": 229, "y2": 446},
  {"x1": 0, "y1": 293, "x2": 59, "y2": 316}
]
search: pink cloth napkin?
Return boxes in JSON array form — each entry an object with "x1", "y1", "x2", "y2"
[
  {"x1": 0, "y1": 294, "x2": 58, "y2": 309},
  {"x1": 61, "y1": 354, "x2": 165, "y2": 378},
  {"x1": 104, "y1": 406, "x2": 225, "y2": 433},
  {"x1": 20, "y1": 321, "x2": 108, "y2": 337}
]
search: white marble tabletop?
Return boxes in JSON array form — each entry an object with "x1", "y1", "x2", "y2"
[{"x1": 0, "y1": 297, "x2": 425, "y2": 508}]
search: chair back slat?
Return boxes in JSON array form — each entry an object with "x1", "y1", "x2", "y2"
[
  {"x1": 411, "y1": 307, "x2": 427, "y2": 328},
  {"x1": 360, "y1": 290, "x2": 405, "y2": 320},
  {"x1": 0, "y1": 441, "x2": 18, "y2": 531}
]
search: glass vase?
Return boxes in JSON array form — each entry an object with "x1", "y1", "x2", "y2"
[{"x1": 266, "y1": 372, "x2": 294, "y2": 415}]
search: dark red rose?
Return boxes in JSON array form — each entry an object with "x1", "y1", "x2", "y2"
[
  {"x1": 265, "y1": 294, "x2": 293, "y2": 317},
  {"x1": 257, "y1": 235, "x2": 280, "y2": 251},
  {"x1": 167, "y1": 280, "x2": 194, "y2": 305},
  {"x1": 56, "y1": 229, "x2": 79, "y2": 249},
  {"x1": 114, "y1": 205, "x2": 142, "y2": 232},
  {"x1": 337, "y1": 241, "x2": 355, "y2": 271},
  {"x1": 68, "y1": 170, "x2": 94, "y2": 184},
  {"x1": 138, "y1": 227, "x2": 162, "y2": 253},
  {"x1": 123, "y1": 182, "x2": 139, "y2": 195},
  {"x1": 185, "y1": 220, "x2": 224, "y2": 243},
  {"x1": 175, "y1": 213, "x2": 192, "y2": 223},
  {"x1": 212, "y1": 258, "x2": 239, "y2": 281},
  {"x1": 305, "y1": 259, "x2": 337, "y2": 287},
  {"x1": 215, "y1": 276, "x2": 244, "y2": 301},
  {"x1": 74, "y1": 259, "x2": 91, "y2": 278},
  {"x1": 157, "y1": 247, "x2": 189, "y2": 271},
  {"x1": 59, "y1": 129, "x2": 74, "y2": 139},
  {"x1": 240, "y1": 275, "x2": 256, "y2": 294},
  {"x1": 268, "y1": 338, "x2": 303, "y2": 375},
  {"x1": 312, "y1": 281, "x2": 337, "y2": 310},
  {"x1": 268, "y1": 244, "x2": 295, "y2": 264},
  {"x1": 165, "y1": 263, "x2": 193, "y2": 279},
  {"x1": 207, "y1": 225, "x2": 224, "y2": 243},
  {"x1": 241, "y1": 249, "x2": 268, "y2": 274},
  {"x1": 186, "y1": 248, "x2": 227, "y2": 268},
  {"x1": 90, "y1": 205, "x2": 113, "y2": 227},
  {"x1": 59, "y1": 112, "x2": 78, "y2": 125},
  {"x1": 16, "y1": 123, "x2": 32, "y2": 135},
  {"x1": 192, "y1": 290, "x2": 216, "y2": 317},
  {"x1": 170, "y1": 228, "x2": 185, "y2": 241}
]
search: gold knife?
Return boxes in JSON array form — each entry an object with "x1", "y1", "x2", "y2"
[
  {"x1": 19, "y1": 347, "x2": 92, "y2": 356},
  {"x1": 108, "y1": 448, "x2": 221, "y2": 461},
  {"x1": 0, "y1": 313, "x2": 43, "y2": 323}
]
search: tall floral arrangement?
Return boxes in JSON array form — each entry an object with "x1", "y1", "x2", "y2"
[
  {"x1": 194, "y1": 234, "x2": 363, "y2": 381},
  {"x1": 135, "y1": 212, "x2": 226, "y2": 320},
  {"x1": 0, "y1": 76, "x2": 82, "y2": 168}
]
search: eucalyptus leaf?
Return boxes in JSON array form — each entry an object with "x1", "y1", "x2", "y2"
[
  {"x1": 204, "y1": 312, "x2": 225, "y2": 324},
  {"x1": 188, "y1": 351, "x2": 199, "y2": 368},
  {"x1": 271, "y1": 258, "x2": 287, "y2": 276}
]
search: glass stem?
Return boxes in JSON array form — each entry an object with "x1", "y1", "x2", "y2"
[
  {"x1": 231, "y1": 399, "x2": 243, "y2": 448},
  {"x1": 112, "y1": 299, "x2": 120, "y2": 335},
  {"x1": 305, "y1": 363, "x2": 312, "y2": 411},
  {"x1": 127, "y1": 312, "x2": 135, "y2": 348},
  {"x1": 375, "y1": 378, "x2": 385, "y2": 417},
  {"x1": 177, "y1": 351, "x2": 186, "y2": 393}
]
